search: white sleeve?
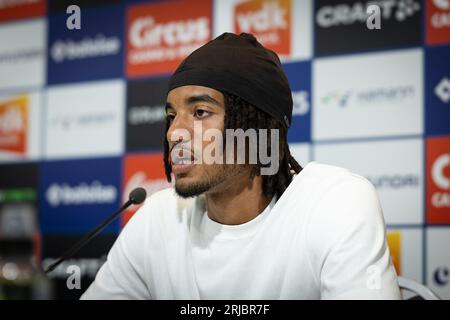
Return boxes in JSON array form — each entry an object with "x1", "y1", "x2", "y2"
[
  {"x1": 307, "y1": 174, "x2": 401, "y2": 300},
  {"x1": 80, "y1": 199, "x2": 152, "y2": 300}
]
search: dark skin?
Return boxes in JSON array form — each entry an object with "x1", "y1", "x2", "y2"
[{"x1": 166, "y1": 85, "x2": 271, "y2": 225}]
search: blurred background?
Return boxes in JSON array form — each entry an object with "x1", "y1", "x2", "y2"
[{"x1": 0, "y1": 0, "x2": 449, "y2": 300}]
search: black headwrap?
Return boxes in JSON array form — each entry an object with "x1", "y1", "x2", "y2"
[{"x1": 167, "y1": 32, "x2": 293, "y2": 128}]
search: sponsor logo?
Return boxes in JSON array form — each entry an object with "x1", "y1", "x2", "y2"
[
  {"x1": 433, "y1": 266, "x2": 449, "y2": 286},
  {"x1": 126, "y1": 77, "x2": 169, "y2": 150},
  {"x1": 315, "y1": 0, "x2": 421, "y2": 55},
  {"x1": 50, "y1": 34, "x2": 121, "y2": 63},
  {"x1": 0, "y1": 95, "x2": 28, "y2": 155},
  {"x1": 316, "y1": 0, "x2": 420, "y2": 28},
  {"x1": 367, "y1": 174, "x2": 419, "y2": 189},
  {"x1": 122, "y1": 153, "x2": 170, "y2": 225},
  {"x1": 0, "y1": 0, "x2": 39, "y2": 8},
  {"x1": 387, "y1": 231, "x2": 401, "y2": 275},
  {"x1": 0, "y1": 0, "x2": 45, "y2": 22},
  {"x1": 430, "y1": 154, "x2": 450, "y2": 209},
  {"x1": 426, "y1": 0, "x2": 450, "y2": 45},
  {"x1": 123, "y1": 172, "x2": 170, "y2": 205},
  {"x1": 321, "y1": 86, "x2": 415, "y2": 108},
  {"x1": 0, "y1": 49, "x2": 42, "y2": 65},
  {"x1": 128, "y1": 105, "x2": 165, "y2": 126},
  {"x1": 49, "y1": 111, "x2": 116, "y2": 131},
  {"x1": 45, "y1": 181, "x2": 117, "y2": 207},
  {"x1": 435, "y1": 77, "x2": 450, "y2": 103},
  {"x1": 292, "y1": 91, "x2": 309, "y2": 116},
  {"x1": 431, "y1": 0, "x2": 450, "y2": 28},
  {"x1": 427, "y1": 137, "x2": 450, "y2": 224},
  {"x1": 126, "y1": 0, "x2": 212, "y2": 76},
  {"x1": 234, "y1": 0, "x2": 291, "y2": 55}
]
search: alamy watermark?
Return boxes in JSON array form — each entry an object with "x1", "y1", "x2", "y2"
[{"x1": 169, "y1": 121, "x2": 280, "y2": 176}]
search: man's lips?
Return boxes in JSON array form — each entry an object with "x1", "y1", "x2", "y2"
[
  {"x1": 170, "y1": 148, "x2": 196, "y2": 175},
  {"x1": 171, "y1": 162, "x2": 195, "y2": 175}
]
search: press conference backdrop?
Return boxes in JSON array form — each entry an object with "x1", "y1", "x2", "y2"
[{"x1": 0, "y1": 0, "x2": 449, "y2": 300}]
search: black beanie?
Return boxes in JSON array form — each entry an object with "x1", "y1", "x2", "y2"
[{"x1": 167, "y1": 32, "x2": 293, "y2": 128}]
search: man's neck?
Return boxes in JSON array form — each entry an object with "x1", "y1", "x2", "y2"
[{"x1": 204, "y1": 173, "x2": 271, "y2": 225}]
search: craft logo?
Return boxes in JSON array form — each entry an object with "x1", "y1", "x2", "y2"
[
  {"x1": 0, "y1": 0, "x2": 46, "y2": 22},
  {"x1": 427, "y1": 137, "x2": 450, "y2": 224},
  {"x1": 315, "y1": 0, "x2": 421, "y2": 55},
  {"x1": 126, "y1": 77, "x2": 169, "y2": 151},
  {"x1": 233, "y1": 0, "x2": 291, "y2": 56},
  {"x1": 127, "y1": 0, "x2": 212, "y2": 77},
  {"x1": 50, "y1": 34, "x2": 121, "y2": 63},
  {"x1": 128, "y1": 104, "x2": 165, "y2": 126},
  {"x1": 316, "y1": 0, "x2": 420, "y2": 28},
  {"x1": 387, "y1": 231, "x2": 401, "y2": 275},
  {"x1": 0, "y1": 95, "x2": 28, "y2": 155},
  {"x1": 122, "y1": 153, "x2": 171, "y2": 226},
  {"x1": 426, "y1": 0, "x2": 450, "y2": 45}
]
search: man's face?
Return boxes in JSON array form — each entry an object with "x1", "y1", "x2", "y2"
[{"x1": 166, "y1": 85, "x2": 244, "y2": 198}]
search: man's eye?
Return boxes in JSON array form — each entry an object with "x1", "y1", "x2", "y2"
[
  {"x1": 166, "y1": 114, "x2": 175, "y2": 122},
  {"x1": 195, "y1": 109, "x2": 210, "y2": 119}
]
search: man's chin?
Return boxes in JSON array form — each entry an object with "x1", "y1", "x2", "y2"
[
  {"x1": 173, "y1": 174, "x2": 214, "y2": 198},
  {"x1": 174, "y1": 182, "x2": 208, "y2": 198}
]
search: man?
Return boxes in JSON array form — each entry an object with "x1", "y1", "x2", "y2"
[{"x1": 81, "y1": 33, "x2": 401, "y2": 299}]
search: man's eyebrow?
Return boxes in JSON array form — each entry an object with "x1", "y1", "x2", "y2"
[{"x1": 186, "y1": 94, "x2": 221, "y2": 107}]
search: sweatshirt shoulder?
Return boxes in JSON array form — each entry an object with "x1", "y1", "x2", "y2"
[
  {"x1": 131, "y1": 187, "x2": 199, "y2": 225},
  {"x1": 293, "y1": 161, "x2": 373, "y2": 195}
]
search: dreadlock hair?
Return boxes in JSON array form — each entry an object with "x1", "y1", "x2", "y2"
[{"x1": 163, "y1": 91, "x2": 303, "y2": 201}]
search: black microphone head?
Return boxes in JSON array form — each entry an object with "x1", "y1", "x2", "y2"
[{"x1": 129, "y1": 187, "x2": 147, "y2": 205}]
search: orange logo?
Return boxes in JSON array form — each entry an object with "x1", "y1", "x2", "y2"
[
  {"x1": 0, "y1": 0, "x2": 46, "y2": 23},
  {"x1": 427, "y1": 137, "x2": 450, "y2": 224},
  {"x1": 387, "y1": 231, "x2": 401, "y2": 275},
  {"x1": 234, "y1": 0, "x2": 291, "y2": 56},
  {"x1": 122, "y1": 153, "x2": 172, "y2": 226},
  {"x1": 126, "y1": 0, "x2": 212, "y2": 77},
  {"x1": 0, "y1": 95, "x2": 28, "y2": 155}
]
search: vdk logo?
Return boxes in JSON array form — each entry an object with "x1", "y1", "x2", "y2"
[
  {"x1": 435, "y1": 77, "x2": 450, "y2": 103},
  {"x1": 46, "y1": 181, "x2": 117, "y2": 207},
  {"x1": 234, "y1": 0, "x2": 291, "y2": 55},
  {"x1": 235, "y1": 1, "x2": 288, "y2": 33}
]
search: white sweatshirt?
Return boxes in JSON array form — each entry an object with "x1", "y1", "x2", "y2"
[{"x1": 81, "y1": 161, "x2": 401, "y2": 300}]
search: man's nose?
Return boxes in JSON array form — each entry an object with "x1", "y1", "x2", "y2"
[{"x1": 166, "y1": 113, "x2": 193, "y2": 147}]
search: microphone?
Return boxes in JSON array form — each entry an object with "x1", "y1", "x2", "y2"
[{"x1": 44, "y1": 187, "x2": 147, "y2": 274}]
